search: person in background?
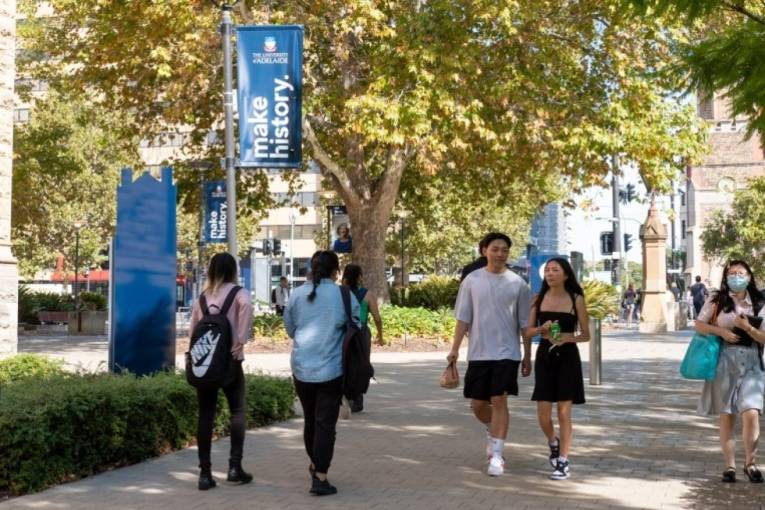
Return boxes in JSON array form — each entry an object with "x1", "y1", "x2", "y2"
[
  {"x1": 190, "y1": 252, "x2": 254, "y2": 491},
  {"x1": 274, "y1": 276, "x2": 290, "y2": 316},
  {"x1": 341, "y1": 264, "x2": 384, "y2": 413},
  {"x1": 691, "y1": 275, "x2": 708, "y2": 317},
  {"x1": 284, "y1": 250, "x2": 360, "y2": 496},
  {"x1": 332, "y1": 223, "x2": 352, "y2": 253},
  {"x1": 696, "y1": 260, "x2": 765, "y2": 483},
  {"x1": 622, "y1": 284, "x2": 636, "y2": 329},
  {"x1": 460, "y1": 237, "x2": 489, "y2": 282}
]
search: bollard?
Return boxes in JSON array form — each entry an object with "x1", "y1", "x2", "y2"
[{"x1": 589, "y1": 318, "x2": 602, "y2": 385}]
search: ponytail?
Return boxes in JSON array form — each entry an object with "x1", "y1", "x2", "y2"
[{"x1": 307, "y1": 250, "x2": 340, "y2": 302}]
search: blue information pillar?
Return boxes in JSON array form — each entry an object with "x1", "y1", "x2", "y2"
[{"x1": 109, "y1": 167, "x2": 177, "y2": 375}]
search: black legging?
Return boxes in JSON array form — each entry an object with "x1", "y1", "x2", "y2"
[
  {"x1": 293, "y1": 376, "x2": 343, "y2": 474},
  {"x1": 196, "y1": 361, "x2": 246, "y2": 468}
]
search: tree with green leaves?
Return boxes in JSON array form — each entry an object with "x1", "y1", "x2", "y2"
[
  {"x1": 701, "y1": 177, "x2": 765, "y2": 279},
  {"x1": 12, "y1": 92, "x2": 141, "y2": 277},
  {"x1": 626, "y1": 1, "x2": 765, "y2": 136},
  {"x1": 20, "y1": 0, "x2": 708, "y2": 300}
]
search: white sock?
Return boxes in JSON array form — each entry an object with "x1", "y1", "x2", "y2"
[
  {"x1": 491, "y1": 437, "x2": 504, "y2": 458},
  {"x1": 559, "y1": 455, "x2": 568, "y2": 463},
  {"x1": 549, "y1": 437, "x2": 559, "y2": 447}
]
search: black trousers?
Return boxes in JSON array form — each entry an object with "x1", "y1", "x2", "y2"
[
  {"x1": 293, "y1": 376, "x2": 343, "y2": 474},
  {"x1": 196, "y1": 361, "x2": 246, "y2": 469}
]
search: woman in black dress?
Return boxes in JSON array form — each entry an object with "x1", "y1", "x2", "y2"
[{"x1": 526, "y1": 258, "x2": 590, "y2": 480}]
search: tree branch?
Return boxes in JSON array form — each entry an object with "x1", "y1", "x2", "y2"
[
  {"x1": 303, "y1": 118, "x2": 357, "y2": 203},
  {"x1": 721, "y1": 1, "x2": 765, "y2": 26}
]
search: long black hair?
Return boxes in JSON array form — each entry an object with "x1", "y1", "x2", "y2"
[
  {"x1": 712, "y1": 259, "x2": 763, "y2": 314},
  {"x1": 342, "y1": 264, "x2": 362, "y2": 291},
  {"x1": 308, "y1": 250, "x2": 339, "y2": 302},
  {"x1": 204, "y1": 252, "x2": 238, "y2": 294},
  {"x1": 534, "y1": 257, "x2": 584, "y2": 316}
]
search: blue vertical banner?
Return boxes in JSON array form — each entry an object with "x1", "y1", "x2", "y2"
[
  {"x1": 237, "y1": 25, "x2": 304, "y2": 168},
  {"x1": 110, "y1": 167, "x2": 177, "y2": 376},
  {"x1": 204, "y1": 181, "x2": 228, "y2": 243}
]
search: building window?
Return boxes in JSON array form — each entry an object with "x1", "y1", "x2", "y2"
[
  {"x1": 258, "y1": 224, "x2": 320, "y2": 240},
  {"x1": 681, "y1": 220, "x2": 686, "y2": 239},
  {"x1": 271, "y1": 192, "x2": 318, "y2": 207},
  {"x1": 13, "y1": 108, "x2": 30, "y2": 123}
]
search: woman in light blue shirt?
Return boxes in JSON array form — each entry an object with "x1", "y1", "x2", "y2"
[{"x1": 284, "y1": 250, "x2": 359, "y2": 496}]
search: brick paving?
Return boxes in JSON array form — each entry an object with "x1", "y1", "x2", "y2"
[{"x1": 6, "y1": 330, "x2": 765, "y2": 509}]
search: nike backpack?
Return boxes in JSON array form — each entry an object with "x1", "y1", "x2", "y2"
[{"x1": 185, "y1": 285, "x2": 242, "y2": 390}]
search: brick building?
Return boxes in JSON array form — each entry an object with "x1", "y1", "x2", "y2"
[{"x1": 684, "y1": 92, "x2": 765, "y2": 285}]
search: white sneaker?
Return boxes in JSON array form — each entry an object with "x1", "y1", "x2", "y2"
[
  {"x1": 550, "y1": 459, "x2": 570, "y2": 480},
  {"x1": 487, "y1": 456, "x2": 504, "y2": 476}
]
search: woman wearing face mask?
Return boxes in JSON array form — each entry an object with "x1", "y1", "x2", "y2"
[{"x1": 697, "y1": 260, "x2": 765, "y2": 483}]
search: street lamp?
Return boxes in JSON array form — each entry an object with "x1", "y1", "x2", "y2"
[
  {"x1": 289, "y1": 210, "x2": 296, "y2": 289},
  {"x1": 211, "y1": 0, "x2": 240, "y2": 257},
  {"x1": 74, "y1": 222, "x2": 82, "y2": 333},
  {"x1": 399, "y1": 210, "x2": 411, "y2": 302}
]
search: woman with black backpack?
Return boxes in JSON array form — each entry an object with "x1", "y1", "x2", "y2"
[
  {"x1": 284, "y1": 250, "x2": 359, "y2": 496},
  {"x1": 189, "y1": 252, "x2": 254, "y2": 490}
]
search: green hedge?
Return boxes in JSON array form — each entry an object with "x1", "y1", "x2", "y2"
[
  {"x1": 18, "y1": 285, "x2": 75, "y2": 324},
  {"x1": 0, "y1": 353, "x2": 67, "y2": 384},
  {"x1": 398, "y1": 276, "x2": 460, "y2": 310},
  {"x1": 371, "y1": 305, "x2": 456, "y2": 344},
  {"x1": 0, "y1": 362, "x2": 295, "y2": 496},
  {"x1": 253, "y1": 312, "x2": 289, "y2": 341}
]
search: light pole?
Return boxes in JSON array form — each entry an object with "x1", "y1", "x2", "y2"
[
  {"x1": 289, "y1": 211, "x2": 296, "y2": 289},
  {"x1": 399, "y1": 210, "x2": 410, "y2": 302},
  {"x1": 212, "y1": 0, "x2": 240, "y2": 257},
  {"x1": 74, "y1": 222, "x2": 82, "y2": 333}
]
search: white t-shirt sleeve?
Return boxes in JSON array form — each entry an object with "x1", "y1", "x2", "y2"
[
  {"x1": 454, "y1": 278, "x2": 473, "y2": 324},
  {"x1": 517, "y1": 283, "x2": 531, "y2": 329}
]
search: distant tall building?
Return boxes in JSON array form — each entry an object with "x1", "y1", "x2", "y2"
[
  {"x1": 530, "y1": 203, "x2": 567, "y2": 254},
  {"x1": 685, "y1": 91, "x2": 765, "y2": 285}
]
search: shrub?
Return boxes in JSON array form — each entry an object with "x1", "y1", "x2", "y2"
[
  {"x1": 371, "y1": 305, "x2": 456, "y2": 344},
  {"x1": 403, "y1": 276, "x2": 460, "y2": 310},
  {"x1": 79, "y1": 291, "x2": 107, "y2": 311},
  {"x1": 0, "y1": 354, "x2": 66, "y2": 384},
  {"x1": 252, "y1": 313, "x2": 289, "y2": 341},
  {"x1": 0, "y1": 368, "x2": 295, "y2": 496},
  {"x1": 17, "y1": 285, "x2": 39, "y2": 324},
  {"x1": 581, "y1": 279, "x2": 620, "y2": 320},
  {"x1": 33, "y1": 292, "x2": 74, "y2": 312}
]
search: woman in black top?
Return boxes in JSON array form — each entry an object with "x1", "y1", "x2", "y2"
[{"x1": 526, "y1": 258, "x2": 590, "y2": 480}]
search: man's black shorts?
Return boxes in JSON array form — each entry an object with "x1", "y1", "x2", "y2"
[{"x1": 463, "y1": 359, "x2": 520, "y2": 401}]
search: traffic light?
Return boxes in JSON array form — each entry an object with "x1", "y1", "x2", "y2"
[
  {"x1": 619, "y1": 183, "x2": 637, "y2": 204},
  {"x1": 262, "y1": 239, "x2": 271, "y2": 256},
  {"x1": 600, "y1": 231, "x2": 614, "y2": 255},
  {"x1": 623, "y1": 233, "x2": 634, "y2": 252},
  {"x1": 272, "y1": 238, "x2": 282, "y2": 256},
  {"x1": 626, "y1": 183, "x2": 636, "y2": 203}
]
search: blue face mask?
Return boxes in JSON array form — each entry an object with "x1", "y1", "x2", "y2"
[{"x1": 727, "y1": 275, "x2": 750, "y2": 292}]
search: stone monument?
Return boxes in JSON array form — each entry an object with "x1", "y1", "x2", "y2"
[
  {"x1": 0, "y1": 0, "x2": 19, "y2": 355},
  {"x1": 639, "y1": 196, "x2": 671, "y2": 333}
]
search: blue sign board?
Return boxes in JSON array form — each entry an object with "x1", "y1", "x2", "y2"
[
  {"x1": 109, "y1": 167, "x2": 177, "y2": 376},
  {"x1": 204, "y1": 181, "x2": 227, "y2": 243},
  {"x1": 237, "y1": 25, "x2": 304, "y2": 168}
]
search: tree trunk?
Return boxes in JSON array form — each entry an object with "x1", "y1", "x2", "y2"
[
  {"x1": 0, "y1": 0, "x2": 19, "y2": 354},
  {"x1": 347, "y1": 202, "x2": 392, "y2": 304}
]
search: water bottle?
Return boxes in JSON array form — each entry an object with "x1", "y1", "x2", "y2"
[{"x1": 550, "y1": 321, "x2": 561, "y2": 343}]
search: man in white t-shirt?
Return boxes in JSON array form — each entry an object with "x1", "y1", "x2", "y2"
[{"x1": 447, "y1": 232, "x2": 532, "y2": 477}]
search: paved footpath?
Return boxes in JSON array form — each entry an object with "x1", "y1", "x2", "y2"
[{"x1": 5, "y1": 331, "x2": 765, "y2": 509}]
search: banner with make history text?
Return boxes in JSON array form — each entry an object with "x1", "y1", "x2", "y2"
[{"x1": 237, "y1": 25, "x2": 303, "y2": 168}]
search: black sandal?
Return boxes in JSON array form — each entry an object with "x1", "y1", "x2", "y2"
[
  {"x1": 722, "y1": 467, "x2": 736, "y2": 483},
  {"x1": 744, "y1": 464, "x2": 764, "y2": 483}
]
